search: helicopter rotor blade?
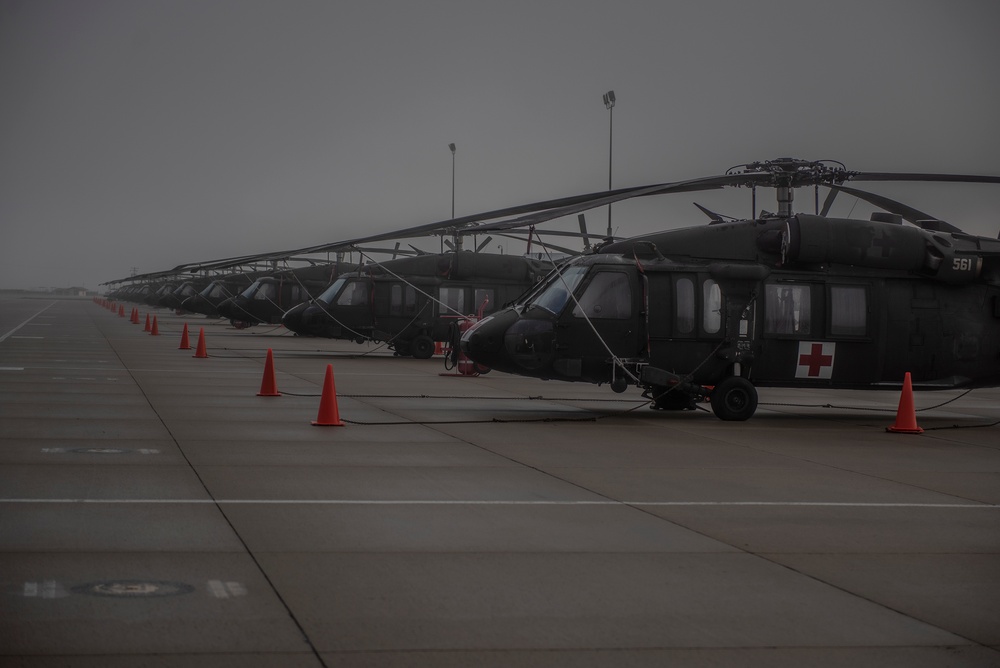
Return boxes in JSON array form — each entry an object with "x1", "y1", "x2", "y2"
[
  {"x1": 819, "y1": 188, "x2": 839, "y2": 217},
  {"x1": 693, "y1": 202, "x2": 726, "y2": 223},
  {"x1": 497, "y1": 233, "x2": 580, "y2": 256},
  {"x1": 846, "y1": 172, "x2": 1000, "y2": 185},
  {"x1": 829, "y1": 184, "x2": 956, "y2": 229},
  {"x1": 578, "y1": 214, "x2": 591, "y2": 249},
  {"x1": 475, "y1": 236, "x2": 493, "y2": 253}
]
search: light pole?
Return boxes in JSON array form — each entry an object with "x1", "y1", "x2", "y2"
[
  {"x1": 448, "y1": 143, "x2": 456, "y2": 218},
  {"x1": 602, "y1": 90, "x2": 615, "y2": 238}
]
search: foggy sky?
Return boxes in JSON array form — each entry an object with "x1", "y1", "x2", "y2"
[{"x1": 1, "y1": 0, "x2": 998, "y2": 290}]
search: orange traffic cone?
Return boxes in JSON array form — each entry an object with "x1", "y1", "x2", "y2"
[
  {"x1": 118, "y1": 305, "x2": 125, "y2": 317},
  {"x1": 131, "y1": 308, "x2": 140, "y2": 324},
  {"x1": 193, "y1": 327, "x2": 208, "y2": 358},
  {"x1": 257, "y1": 348, "x2": 281, "y2": 396},
  {"x1": 178, "y1": 323, "x2": 191, "y2": 350},
  {"x1": 887, "y1": 372, "x2": 923, "y2": 434},
  {"x1": 150, "y1": 316, "x2": 160, "y2": 336},
  {"x1": 312, "y1": 364, "x2": 345, "y2": 426},
  {"x1": 143, "y1": 314, "x2": 151, "y2": 332}
]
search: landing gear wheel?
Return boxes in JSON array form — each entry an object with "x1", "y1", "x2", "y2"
[
  {"x1": 393, "y1": 340, "x2": 412, "y2": 357},
  {"x1": 411, "y1": 335, "x2": 434, "y2": 360},
  {"x1": 710, "y1": 376, "x2": 758, "y2": 421}
]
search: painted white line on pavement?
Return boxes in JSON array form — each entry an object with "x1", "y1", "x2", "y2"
[
  {"x1": 0, "y1": 302, "x2": 57, "y2": 344},
  {"x1": 0, "y1": 499, "x2": 996, "y2": 508}
]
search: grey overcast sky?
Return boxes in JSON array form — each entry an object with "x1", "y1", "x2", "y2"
[{"x1": 1, "y1": 0, "x2": 998, "y2": 290}]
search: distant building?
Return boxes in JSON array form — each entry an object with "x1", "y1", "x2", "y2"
[{"x1": 51, "y1": 287, "x2": 93, "y2": 297}]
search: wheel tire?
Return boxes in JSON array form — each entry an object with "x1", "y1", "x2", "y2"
[
  {"x1": 710, "y1": 376, "x2": 758, "y2": 421},
  {"x1": 411, "y1": 335, "x2": 435, "y2": 359}
]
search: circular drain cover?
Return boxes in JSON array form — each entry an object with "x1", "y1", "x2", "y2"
[{"x1": 71, "y1": 580, "x2": 195, "y2": 598}]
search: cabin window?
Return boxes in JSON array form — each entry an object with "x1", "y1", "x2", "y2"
[
  {"x1": 572, "y1": 272, "x2": 631, "y2": 319},
  {"x1": 389, "y1": 284, "x2": 419, "y2": 316},
  {"x1": 703, "y1": 279, "x2": 722, "y2": 334},
  {"x1": 336, "y1": 280, "x2": 369, "y2": 306},
  {"x1": 830, "y1": 285, "x2": 867, "y2": 337},
  {"x1": 675, "y1": 277, "x2": 695, "y2": 334},
  {"x1": 439, "y1": 287, "x2": 465, "y2": 314},
  {"x1": 474, "y1": 289, "x2": 494, "y2": 316},
  {"x1": 390, "y1": 284, "x2": 403, "y2": 316},
  {"x1": 765, "y1": 284, "x2": 811, "y2": 335},
  {"x1": 404, "y1": 286, "x2": 417, "y2": 314}
]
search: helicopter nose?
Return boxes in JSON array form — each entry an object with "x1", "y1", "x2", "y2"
[
  {"x1": 462, "y1": 308, "x2": 556, "y2": 375},
  {"x1": 281, "y1": 302, "x2": 309, "y2": 333},
  {"x1": 180, "y1": 295, "x2": 199, "y2": 314},
  {"x1": 216, "y1": 297, "x2": 236, "y2": 320}
]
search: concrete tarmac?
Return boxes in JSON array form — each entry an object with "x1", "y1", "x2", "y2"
[{"x1": 1, "y1": 296, "x2": 998, "y2": 667}]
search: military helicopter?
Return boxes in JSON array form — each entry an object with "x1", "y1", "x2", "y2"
[
  {"x1": 461, "y1": 158, "x2": 1000, "y2": 421},
  {"x1": 281, "y1": 249, "x2": 555, "y2": 358},
  {"x1": 215, "y1": 263, "x2": 339, "y2": 329},
  {"x1": 164, "y1": 186, "x2": 648, "y2": 346},
  {"x1": 159, "y1": 277, "x2": 213, "y2": 312},
  {"x1": 180, "y1": 272, "x2": 267, "y2": 318}
]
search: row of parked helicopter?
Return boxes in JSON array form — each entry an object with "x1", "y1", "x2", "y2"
[{"x1": 105, "y1": 158, "x2": 1000, "y2": 421}]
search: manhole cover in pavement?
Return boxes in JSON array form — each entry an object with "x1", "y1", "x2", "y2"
[
  {"x1": 71, "y1": 448, "x2": 132, "y2": 454},
  {"x1": 71, "y1": 580, "x2": 195, "y2": 598}
]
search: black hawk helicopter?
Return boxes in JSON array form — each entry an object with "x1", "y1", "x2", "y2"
[
  {"x1": 180, "y1": 272, "x2": 265, "y2": 319},
  {"x1": 460, "y1": 158, "x2": 1000, "y2": 421},
  {"x1": 214, "y1": 263, "x2": 339, "y2": 329},
  {"x1": 158, "y1": 184, "x2": 654, "y2": 350},
  {"x1": 281, "y1": 249, "x2": 554, "y2": 358}
]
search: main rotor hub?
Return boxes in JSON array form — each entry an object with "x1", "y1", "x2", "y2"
[
  {"x1": 727, "y1": 158, "x2": 852, "y2": 188},
  {"x1": 725, "y1": 158, "x2": 856, "y2": 216}
]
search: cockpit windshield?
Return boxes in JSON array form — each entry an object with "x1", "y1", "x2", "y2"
[
  {"x1": 318, "y1": 278, "x2": 348, "y2": 303},
  {"x1": 240, "y1": 281, "x2": 263, "y2": 299},
  {"x1": 202, "y1": 282, "x2": 229, "y2": 300},
  {"x1": 524, "y1": 264, "x2": 589, "y2": 314},
  {"x1": 252, "y1": 281, "x2": 278, "y2": 301}
]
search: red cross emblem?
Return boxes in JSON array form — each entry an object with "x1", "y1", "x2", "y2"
[{"x1": 796, "y1": 342, "x2": 835, "y2": 379}]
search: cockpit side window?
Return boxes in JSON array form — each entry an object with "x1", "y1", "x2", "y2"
[
  {"x1": 319, "y1": 278, "x2": 348, "y2": 303},
  {"x1": 252, "y1": 282, "x2": 276, "y2": 301},
  {"x1": 336, "y1": 280, "x2": 369, "y2": 306},
  {"x1": 572, "y1": 272, "x2": 631, "y2": 319}
]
